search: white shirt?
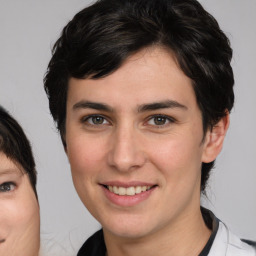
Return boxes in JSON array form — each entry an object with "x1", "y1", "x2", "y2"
[{"x1": 209, "y1": 221, "x2": 256, "y2": 256}]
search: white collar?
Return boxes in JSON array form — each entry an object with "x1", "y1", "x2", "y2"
[{"x1": 208, "y1": 220, "x2": 256, "y2": 256}]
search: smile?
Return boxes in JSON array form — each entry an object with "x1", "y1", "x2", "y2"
[
  {"x1": 101, "y1": 183, "x2": 157, "y2": 207},
  {"x1": 107, "y1": 185, "x2": 153, "y2": 196}
]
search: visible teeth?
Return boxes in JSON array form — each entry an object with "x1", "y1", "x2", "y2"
[
  {"x1": 135, "y1": 186, "x2": 142, "y2": 194},
  {"x1": 126, "y1": 187, "x2": 136, "y2": 196},
  {"x1": 107, "y1": 185, "x2": 152, "y2": 196},
  {"x1": 113, "y1": 186, "x2": 118, "y2": 194},
  {"x1": 119, "y1": 187, "x2": 126, "y2": 195}
]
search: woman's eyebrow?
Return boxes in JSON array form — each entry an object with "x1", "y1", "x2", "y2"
[
  {"x1": 72, "y1": 100, "x2": 187, "y2": 113},
  {"x1": 137, "y1": 100, "x2": 188, "y2": 112},
  {"x1": 73, "y1": 100, "x2": 113, "y2": 112},
  {"x1": 0, "y1": 168, "x2": 21, "y2": 177}
]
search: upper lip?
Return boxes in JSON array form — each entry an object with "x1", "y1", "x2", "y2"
[{"x1": 100, "y1": 181, "x2": 157, "y2": 188}]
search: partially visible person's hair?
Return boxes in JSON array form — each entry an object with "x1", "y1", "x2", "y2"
[
  {"x1": 0, "y1": 106, "x2": 37, "y2": 197},
  {"x1": 44, "y1": 0, "x2": 234, "y2": 192}
]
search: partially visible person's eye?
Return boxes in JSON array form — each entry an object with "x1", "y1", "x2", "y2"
[
  {"x1": 0, "y1": 182, "x2": 16, "y2": 193},
  {"x1": 81, "y1": 115, "x2": 110, "y2": 126},
  {"x1": 146, "y1": 115, "x2": 175, "y2": 127}
]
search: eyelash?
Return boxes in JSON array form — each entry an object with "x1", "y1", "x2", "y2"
[
  {"x1": 81, "y1": 114, "x2": 175, "y2": 128},
  {"x1": 0, "y1": 182, "x2": 16, "y2": 193}
]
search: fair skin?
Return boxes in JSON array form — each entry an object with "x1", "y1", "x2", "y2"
[
  {"x1": 65, "y1": 47, "x2": 229, "y2": 256},
  {"x1": 0, "y1": 152, "x2": 40, "y2": 256}
]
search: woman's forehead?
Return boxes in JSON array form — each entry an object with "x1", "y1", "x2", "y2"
[{"x1": 0, "y1": 152, "x2": 25, "y2": 176}]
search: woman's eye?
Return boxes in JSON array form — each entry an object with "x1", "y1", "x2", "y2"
[
  {"x1": 147, "y1": 115, "x2": 174, "y2": 126},
  {"x1": 83, "y1": 115, "x2": 109, "y2": 126},
  {"x1": 0, "y1": 182, "x2": 16, "y2": 193}
]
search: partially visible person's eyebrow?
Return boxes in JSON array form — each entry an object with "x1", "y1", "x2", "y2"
[
  {"x1": 138, "y1": 100, "x2": 188, "y2": 112},
  {"x1": 73, "y1": 101, "x2": 113, "y2": 112},
  {"x1": 0, "y1": 168, "x2": 22, "y2": 177}
]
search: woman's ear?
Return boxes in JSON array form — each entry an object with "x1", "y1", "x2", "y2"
[{"x1": 201, "y1": 112, "x2": 230, "y2": 163}]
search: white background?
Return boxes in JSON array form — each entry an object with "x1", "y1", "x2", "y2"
[{"x1": 0, "y1": 0, "x2": 255, "y2": 254}]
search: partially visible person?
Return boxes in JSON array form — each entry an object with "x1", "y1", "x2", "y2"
[{"x1": 0, "y1": 106, "x2": 40, "y2": 256}]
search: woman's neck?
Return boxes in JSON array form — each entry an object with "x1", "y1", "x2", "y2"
[{"x1": 103, "y1": 206, "x2": 211, "y2": 256}]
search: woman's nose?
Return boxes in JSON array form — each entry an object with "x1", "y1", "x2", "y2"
[{"x1": 107, "y1": 126, "x2": 147, "y2": 173}]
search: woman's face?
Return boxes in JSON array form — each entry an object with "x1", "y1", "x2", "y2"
[
  {"x1": 65, "y1": 47, "x2": 214, "y2": 240},
  {"x1": 0, "y1": 152, "x2": 40, "y2": 256}
]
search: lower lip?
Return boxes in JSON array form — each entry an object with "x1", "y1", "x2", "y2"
[{"x1": 102, "y1": 186, "x2": 157, "y2": 207}]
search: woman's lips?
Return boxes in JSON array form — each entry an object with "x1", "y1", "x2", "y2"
[
  {"x1": 101, "y1": 182, "x2": 157, "y2": 207},
  {"x1": 0, "y1": 239, "x2": 5, "y2": 243}
]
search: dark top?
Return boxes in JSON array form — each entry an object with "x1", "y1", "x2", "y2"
[{"x1": 77, "y1": 208, "x2": 219, "y2": 256}]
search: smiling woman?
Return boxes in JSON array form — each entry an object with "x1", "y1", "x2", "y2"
[
  {"x1": 0, "y1": 106, "x2": 40, "y2": 256},
  {"x1": 43, "y1": 0, "x2": 255, "y2": 255}
]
